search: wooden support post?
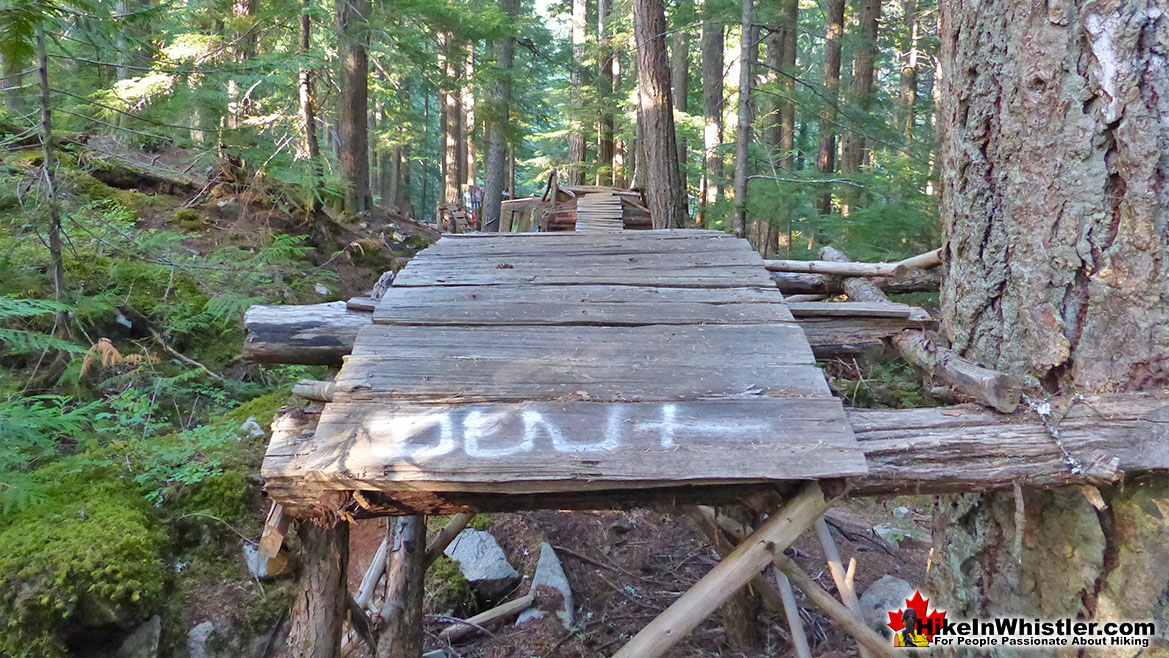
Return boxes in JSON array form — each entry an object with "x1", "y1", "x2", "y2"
[
  {"x1": 815, "y1": 517, "x2": 871, "y2": 658},
  {"x1": 772, "y1": 569, "x2": 812, "y2": 658},
  {"x1": 354, "y1": 528, "x2": 390, "y2": 610},
  {"x1": 424, "y1": 512, "x2": 474, "y2": 567},
  {"x1": 772, "y1": 553, "x2": 898, "y2": 658},
  {"x1": 376, "y1": 515, "x2": 426, "y2": 658},
  {"x1": 612, "y1": 482, "x2": 833, "y2": 658},
  {"x1": 288, "y1": 519, "x2": 349, "y2": 658},
  {"x1": 687, "y1": 507, "x2": 786, "y2": 612}
]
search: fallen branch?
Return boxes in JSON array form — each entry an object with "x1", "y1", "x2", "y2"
[
  {"x1": 148, "y1": 327, "x2": 225, "y2": 382},
  {"x1": 424, "y1": 512, "x2": 474, "y2": 567},
  {"x1": 292, "y1": 379, "x2": 335, "y2": 402},
  {"x1": 892, "y1": 331, "x2": 1022, "y2": 413},
  {"x1": 438, "y1": 593, "x2": 536, "y2": 641}
]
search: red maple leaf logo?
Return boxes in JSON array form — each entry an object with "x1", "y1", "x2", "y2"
[{"x1": 887, "y1": 590, "x2": 947, "y2": 641}]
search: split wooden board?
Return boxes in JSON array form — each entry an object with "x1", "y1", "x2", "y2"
[{"x1": 262, "y1": 229, "x2": 865, "y2": 514}]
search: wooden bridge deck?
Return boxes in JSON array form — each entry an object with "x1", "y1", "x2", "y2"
[{"x1": 262, "y1": 230, "x2": 865, "y2": 515}]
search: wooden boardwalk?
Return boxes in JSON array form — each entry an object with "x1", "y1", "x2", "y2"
[{"x1": 263, "y1": 229, "x2": 865, "y2": 515}]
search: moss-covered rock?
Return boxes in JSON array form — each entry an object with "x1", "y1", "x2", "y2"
[{"x1": 0, "y1": 476, "x2": 166, "y2": 658}]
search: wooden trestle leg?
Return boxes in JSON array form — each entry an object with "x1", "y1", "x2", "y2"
[
  {"x1": 376, "y1": 515, "x2": 427, "y2": 658},
  {"x1": 611, "y1": 481, "x2": 834, "y2": 658},
  {"x1": 288, "y1": 519, "x2": 349, "y2": 658}
]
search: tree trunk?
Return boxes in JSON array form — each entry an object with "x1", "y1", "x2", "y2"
[
  {"x1": 632, "y1": 0, "x2": 687, "y2": 228},
  {"x1": 440, "y1": 32, "x2": 461, "y2": 210},
  {"x1": 897, "y1": 0, "x2": 919, "y2": 138},
  {"x1": 839, "y1": 0, "x2": 880, "y2": 177},
  {"x1": 336, "y1": 0, "x2": 371, "y2": 214},
  {"x1": 36, "y1": 30, "x2": 64, "y2": 313},
  {"x1": 568, "y1": 0, "x2": 588, "y2": 186},
  {"x1": 778, "y1": 0, "x2": 796, "y2": 254},
  {"x1": 933, "y1": 1, "x2": 1169, "y2": 653},
  {"x1": 670, "y1": 0, "x2": 692, "y2": 190},
  {"x1": 376, "y1": 516, "x2": 426, "y2": 658},
  {"x1": 299, "y1": 0, "x2": 322, "y2": 209},
  {"x1": 597, "y1": 0, "x2": 616, "y2": 185},
  {"x1": 462, "y1": 44, "x2": 476, "y2": 192},
  {"x1": 731, "y1": 1, "x2": 755, "y2": 239},
  {"x1": 815, "y1": 0, "x2": 844, "y2": 215},
  {"x1": 698, "y1": 0, "x2": 724, "y2": 225},
  {"x1": 288, "y1": 520, "x2": 349, "y2": 658},
  {"x1": 483, "y1": 0, "x2": 519, "y2": 232}
]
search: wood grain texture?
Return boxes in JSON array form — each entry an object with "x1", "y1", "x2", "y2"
[
  {"x1": 372, "y1": 285, "x2": 795, "y2": 326},
  {"x1": 262, "y1": 230, "x2": 859, "y2": 512}
]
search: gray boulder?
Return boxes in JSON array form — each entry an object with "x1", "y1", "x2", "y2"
[
  {"x1": 187, "y1": 621, "x2": 217, "y2": 658},
  {"x1": 858, "y1": 575, "x2": 915, "y2": 632},
  {"x1": 115, "y1": 616, "x2": 160, "y2": 658},
  {"x1": 443, "y1": 529, "x2": 519, "y2": 599},
  {"x1": 516, "y1": 543, "x2": 573, "y2": 628}
]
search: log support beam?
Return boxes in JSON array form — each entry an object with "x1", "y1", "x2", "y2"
[
  {"x1": 288, "y1": 520, "x2": 349, "y2": 658},
  {"x1": 376, "y1": 515, "x2": 427, "y2": 658}
]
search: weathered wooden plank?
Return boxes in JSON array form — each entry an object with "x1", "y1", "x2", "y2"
[
  {"x1": 393, "y1": 265, "x2": 777, "y2": 289},
  {"x1": 262, "y1": 398, "x2": 863, "y2": 493},
  {"x1": 422, "y1": 239, "x2": 753, "y2": 259},
  {"x1": 371, "y1": 285, "x2": 794, "y2": 325},
  {"x1": 337, "y1": 323, "x2": 827, "y2": 401},
  {"x1": 786, "y1": 301, "x2": 923, "y2": 319}
]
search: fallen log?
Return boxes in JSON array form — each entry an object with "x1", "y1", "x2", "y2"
[
  {"x1": 764, "y1": 247, "x2": 941, "y2": 280},
  {"x1": 292, "y1": 379, "x2": 335, "y2": 402},
  {"x1": 892, "y1": 331, "x2": 1021, "y2": 413},
  {"x1": 819, "y1": 247, "x2": 889, "y2": 303},
  {"x1": 242, "y1": 302, "x2": 370, "y2": 366},
  {"x1": 771, "y1": 268, "x2": 940, "y2": 296},
  {"x1": 439, "y1": 593, "x2": 536, "y2": 642},
  {"x1": 243, "y1": 299, "x2": 936, "y2": 365}
]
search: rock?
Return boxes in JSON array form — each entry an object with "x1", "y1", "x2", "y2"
[
  {"x1": 216, "y1": 198, "x2": 238, "y2": 212},
  {"x1": 370, "y1": 271, "x2": 395, "y2": 299},
  {"x1": 443, "y1": 529, "x2": 519, "y2": 599},
  {"x1": 516, "y1": 543, "x2": 573, "y2": 628},
  {"x1": 116, "y1": 615, "x2": 160, "y2": 658},
  {"x1": 243, "y1": 543, "x2": 291, "y2": 580},
  {"x1": 187, "y1": 619, "x2": 241, "y2": 658},
  {"x1": 314, "y1": 282, "x2": 331, "y2": 296},
  {"x1": 187, "y1": 621, "x2": 216, "y2": 658},
  {"x1": 239, "y1": 417, "x2": 265, "y2": 440},
  {"x1": 858, "y1": 575, "x2": 915, "y2": 632},
  {"x1": 422, "y1": 651, "x2": 448, "y2": 658}
]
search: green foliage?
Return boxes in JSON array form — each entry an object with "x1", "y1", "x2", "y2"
[{"x1": 426, "y1": 555, "x2": 476, "y2": 616}]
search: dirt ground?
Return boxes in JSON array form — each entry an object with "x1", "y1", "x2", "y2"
[{"x1": 347, "y1": 496, "x2": 933, "y2": 658}]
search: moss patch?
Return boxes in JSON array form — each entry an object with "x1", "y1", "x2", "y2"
[{"x1": 0, "y1": 476, "x2": 166, "y2": 658}]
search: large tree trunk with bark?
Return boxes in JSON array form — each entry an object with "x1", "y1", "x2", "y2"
[
  {"x1": 568, "y1": 0, "x2": 588, "y2": 185},
  {"x1": 299, "y1": 0, "x2": 322, "y2": 208},
  {"x1": 932, "y1": 1, "x2": 1169, "y2": 653},
  {"x1": 336, "y1": 0, "x2": 371, "y2": 214},
  {"x1": 670, "y1": 0, "x2": 691, "y2": 190},
  {"x1": 597, "y1": 0, "x2": 616, "y2": 185},
  {"x1": 815, "y1": 0, "x2": 844, "y2": 215},
  {"x1": 482, "y1": 0, "x2": 519, "y2": 232},
  {"x1": 440, "y1": 32, "x2": 461, "y2": 212},
  {"x1": 698, "y1": 0, "x2": 724, "y2": 226},
  {"x1": 897, "y1": 0, "x2": 919, "y2": 138},
  {"x1": 288, "y1": 521, "x2": 348, "y2": 658},
  {"x1": 839, "y1": 0, "x2": 880, "y2": 176},
  {"x1": 632, "y1": 0, "x2": 688, "y2": 228},
  {"x1": 731, "y1": 0, "x2": 755, "y2": 238}
]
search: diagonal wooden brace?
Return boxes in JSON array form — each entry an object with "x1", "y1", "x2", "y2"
[{"x1": 611, "y1": 481, "x2": 835, "y2": 658}]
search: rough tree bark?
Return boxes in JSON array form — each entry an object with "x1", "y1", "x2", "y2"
[
  {"x1": 815, "y1": 0, "x2": 844, "y2": 215},
  {"x1": 597, "y1": 0, "x2": 616, "y2": 185},
  {"x1": 462, "y1": 44, "x2": 476, "y2": 192},
  {"x1": 698, "y1": 0, "x2": 724, "y2": 225},
  {"x1": 440, "y1": 32, "x2": 461, "y2": 211},
  {"x1": 288, "y1": 521, "x2": 348, "y2": 658},
  {"x1": 731, "y1": 0, "x2": 755, "y2": 239},
  {"x1": 932, "y1": 1, "x2": 1169, "y2": 654},
  {"x1": 839, "y1": 0, "x2": 880, "y2": 177},
  {"x1": 376, "y1": 516, "x2": 426, "y2": 658},
  {"x1": 897, "y1": 0, "x2": 919, "y2": 138},
  {"x1": 632, "y1": 0, "x2": 688, "y2": 228},
  {"x1": 568, "y1": 0, "x2": 588, "y2": 185},
  {"x1": 335, "y1": 0, "x2": 371, "y2": 214},
  {"x1": 483, "y1": 0, "x2": 519, "y2": 232},
  {"x1": 298, "y1": 0, "x2": 322, "y2": 207},
  {"x1": 670, "y1": 0, "x2": 692, "y2": 184}
]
